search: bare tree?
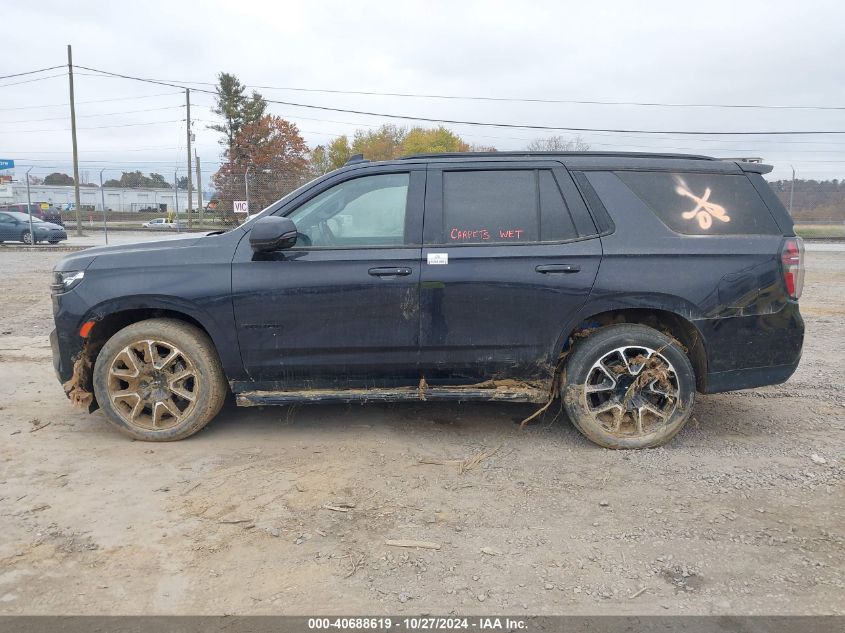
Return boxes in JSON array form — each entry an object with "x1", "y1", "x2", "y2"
[{"x1": 525, "y1": 135, "x2": 590, "y2": 152}]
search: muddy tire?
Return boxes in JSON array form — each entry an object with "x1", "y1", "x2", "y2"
[
  {"x1": 92, "y1": 318, "x2": 227, "y2": 441},
  {"x1": 561, "y1": 324, "x2": 695, "y2": 449}
]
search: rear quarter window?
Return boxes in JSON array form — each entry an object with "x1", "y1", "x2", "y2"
[{"x1": 616, "y1": 171, "x2": 780, "y2": 235}]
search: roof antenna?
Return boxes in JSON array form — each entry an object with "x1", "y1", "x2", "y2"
[{"x1": 345, "y1": 154, "x2": 367, "y2": 165}]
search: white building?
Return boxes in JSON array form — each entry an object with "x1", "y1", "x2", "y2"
[{"x1": 0, "y1": 182, "x2": 201, "y2": 212}]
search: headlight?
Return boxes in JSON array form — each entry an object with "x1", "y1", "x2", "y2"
[{"x1": 51, "y1": 270, "x2": 85, "y2": 293}]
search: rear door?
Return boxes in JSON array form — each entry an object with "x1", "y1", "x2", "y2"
[
  {"x1": 232, "y1": 165, "x2": 425, "y2": 390},
  {"x1": 419, "y1": 161, "x2": 602, "y2": 384}
]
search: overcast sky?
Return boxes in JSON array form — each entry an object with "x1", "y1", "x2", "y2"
[{"x1": 2, "y1": 0, "x2": 844, "y2": 183}]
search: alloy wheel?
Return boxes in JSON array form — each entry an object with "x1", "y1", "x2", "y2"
[
  {"x1": 584, "y1": 345, "x2": 679, "y2": 438},
  {"x1": 106, "y1": 339, "x2": 199, "y2": 430}
]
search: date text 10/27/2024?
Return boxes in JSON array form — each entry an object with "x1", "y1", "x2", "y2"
[{"x1": 307, "y1": 617, "x2": 528, "y2": 630}]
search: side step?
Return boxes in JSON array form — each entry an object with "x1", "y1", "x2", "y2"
[{"x1": 236, "y1": 384, "x2": 549, "y2": 406}]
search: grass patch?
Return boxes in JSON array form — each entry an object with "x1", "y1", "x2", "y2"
[{"x1": 794, "y1": 223, "x2": 845, "y2": 239}]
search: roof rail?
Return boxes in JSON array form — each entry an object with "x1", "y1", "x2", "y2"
[{"x1": 399, "y1": 151, "x2": 716, "y2": 161}]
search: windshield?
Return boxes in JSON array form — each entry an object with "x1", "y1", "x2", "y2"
[{"x1": 5, "y1": 212, "x2": 44, "y2": 223}]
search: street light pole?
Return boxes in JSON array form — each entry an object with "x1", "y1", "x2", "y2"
[
  {"x1": 25, "y1": 167, "x2": 35, "y2": 246},
  {"x1": 99, "y1": 168, "x2": 109, "y2": 245}
]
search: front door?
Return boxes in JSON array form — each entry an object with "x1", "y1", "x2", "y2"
[
  {"x1": 232, "y1": 167, "x2": 425, "y2": 391},
  {"x1": 419, "y1": 162, "x2": 602, "y2": 385}
]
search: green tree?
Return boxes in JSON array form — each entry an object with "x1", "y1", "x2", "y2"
[
  {"x1": 103, "y1": 171, "x2": 172, "y2": 188},
  {"x1": 402, "y1": 126, "x2": 470, "y2": 155},
  {"x1": 327, "y1": 135, "x2": 352, "y2": 169},
  {"x1": 43, "y1": 172, "x2": 74, "y2": 185},
  {"x1": 351, "y1": 124, "x2": 406, "y2": 161},
  {"x1": 309, "y1": 145, "x2": 330, "y2": 177},
  {"x1": 209, "y1": 72, "x2": 267, "y2": 156}
]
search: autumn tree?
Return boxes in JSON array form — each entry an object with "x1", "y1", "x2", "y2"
[
  {"x1": 213, "y1": 115, "x2": 310, "y2": 213},
  {"x1": 525, "y1": 135, "x2": 589, "y2": 151}
]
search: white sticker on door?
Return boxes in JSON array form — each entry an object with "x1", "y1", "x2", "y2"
[{"x1": 427, "y1": 253, "x2": 448, "y2": 265}]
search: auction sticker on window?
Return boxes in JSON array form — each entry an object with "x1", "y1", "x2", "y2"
[{"x1": 427, "y1": 253, "x2": 448, "y2": 265}]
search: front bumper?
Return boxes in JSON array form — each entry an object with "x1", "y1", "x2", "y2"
[
  {"x1": 50, "y1": 327, "x2": 74, "y2": 384},
  {"x1": 39, "y1": 229, "x2": 67, "y2": 242}
]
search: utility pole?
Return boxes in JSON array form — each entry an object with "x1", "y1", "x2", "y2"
[
  {"x1": 173, "y1": 169, "x2": 180, "y2": 233},
  {"x1": 195, "y1": 150, "x2": 203, "y2": 227},
  {"x1": 789, "y1": 165, "x2": 796, "y2": 217},
  {"x1": 25, "y1": 167, "x2": 35, "y2": 246},
  {"x1": 67, "y1": 45, "x2": 82, "y2": 236},
  {"x1": 185, "y1": 88, "x2": 193, "y2": 230}
]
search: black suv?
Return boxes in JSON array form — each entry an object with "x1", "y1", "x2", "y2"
[{"x1": 50, "y1": 152, "x2": 804, "y2": 448}]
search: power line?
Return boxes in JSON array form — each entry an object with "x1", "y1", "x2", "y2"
[
  {"x1": 0, "y1": 91, "x2": 183, "y2": 112},
  {"x1": 0, "y1": 65, "x2": 65, "y2": 80},
  {"x1": 0, "y1": 105, "x2": 185, "y2": 125},
  {"x1": 74, "y1": 65, "x2": 845, "y2": 136},
  {"x1": 13, "y1": 119, "x2": 185, "y2": 133},
  {"x1": 75, "y1": 66, "x2": 845, "y2": 111},
  {"x1": 0, "y1": 73, "x2": 66, "y2": 88}
]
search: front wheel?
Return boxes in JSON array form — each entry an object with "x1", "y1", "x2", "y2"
[
  {"x1": 92, "y1": 318, "x2": 228, "y2": 441},
  {"x1": 21, "y1": 231, "x2": 34, "y2": 245},
  {"x1": 561, "y1": 324, "x2": 695, "y2": 449}
]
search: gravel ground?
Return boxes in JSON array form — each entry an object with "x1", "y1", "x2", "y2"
[{"x1": 0, "y1": 245, "x2": 842, "y2": 615}]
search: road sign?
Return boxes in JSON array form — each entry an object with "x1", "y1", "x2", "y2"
[
  {"x1": 234, "y1": 200, "x2": 249, "y2": 214},
  {"x1": 0, "y1": 159, "x2": 14, "y2": 170}
]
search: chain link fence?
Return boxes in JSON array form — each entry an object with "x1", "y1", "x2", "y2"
[{"x1": 3, "y1": 165, "x2": 312, "y2": 239}]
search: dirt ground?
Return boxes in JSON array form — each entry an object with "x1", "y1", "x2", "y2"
[{"x1": 0, "y1": 245, "x2": 842, "y2": 616}]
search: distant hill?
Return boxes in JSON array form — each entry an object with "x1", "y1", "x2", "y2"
[{"x1": 767, "y1": 179, "x2": 845, "y2": 221}]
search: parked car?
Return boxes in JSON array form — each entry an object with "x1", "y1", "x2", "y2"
[
  {"x1": 50, "y1": 152, "x2": 804, "y2": 448},
  {"x1": 0, "y1": 211, "x2": 67, "y2": 244},
  {"x1": 0, "y1": 204, "x2": 64, "y2": 226},
  {"x1": 142, "y1": 218, "x2": 183, "y2": 229}
]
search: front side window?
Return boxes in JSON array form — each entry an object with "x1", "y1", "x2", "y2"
[{"x1": 287, "y1": 173, "x2": 409, "y2": 247}]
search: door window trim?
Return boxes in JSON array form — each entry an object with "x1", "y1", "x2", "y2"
[
  {"x1": 423, "y1": 162, "x2": 601, "y2": 247},
  {"x1": 272, "y1": 167, "x2": 425, "y2": 251}
]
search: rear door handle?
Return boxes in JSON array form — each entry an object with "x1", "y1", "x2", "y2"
[
  {"x1": 535, "y1": 264, "x2": 580, "y2": 274},
  {"x1": 368, "y1": 267, "x2": 412, "y2": 277}
]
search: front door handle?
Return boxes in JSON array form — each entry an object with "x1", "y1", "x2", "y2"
[
  {"x1": 368, "y1": 267, "x2": 412, "y2": 277},
  {"x1": 536, "y1": 264, "x2": 580, "y2": 274}
]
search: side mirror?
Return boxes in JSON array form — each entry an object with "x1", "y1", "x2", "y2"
[{"x1": 249, "y1": 216, "x2": 299, "y2": 252}]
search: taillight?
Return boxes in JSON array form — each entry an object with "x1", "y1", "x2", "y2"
[{"x1": 780, "y1": 237, "x2": 805, "y2": 300}]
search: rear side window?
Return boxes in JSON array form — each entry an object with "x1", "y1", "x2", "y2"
[
  {"x1": 442, "y1": 169, "x2": 578, "y2": 244},
  {"x1": 616, "y1": 171, "x2": 780, "y2": 235}
]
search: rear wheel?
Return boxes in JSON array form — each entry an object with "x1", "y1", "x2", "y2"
[
  {"x1": 561, "y1": 324, "x2": 695, "y2": 449},
  {"x1": 92, "y1": 318, "x2": 228, "y2": 441}
]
